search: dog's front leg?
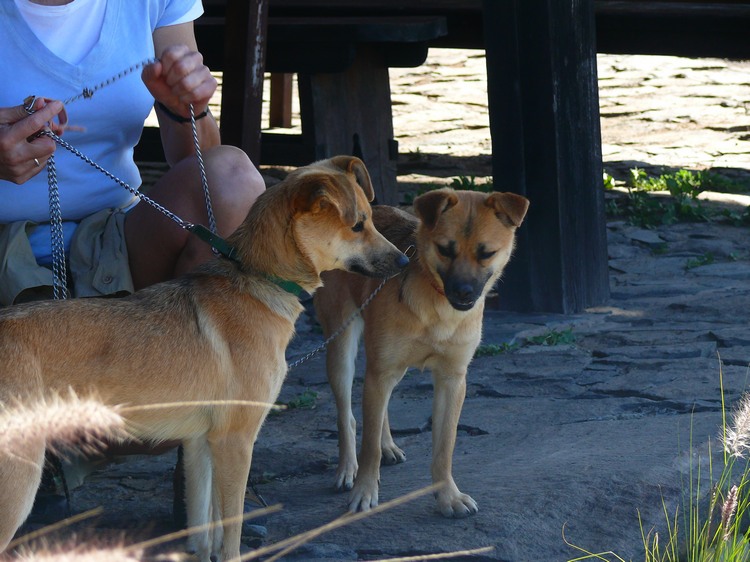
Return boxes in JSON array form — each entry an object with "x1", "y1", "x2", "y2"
[
  {"x1": 431, "y1": 369, "x2": 478, "y2": 518},
  {"x1": 325, "y1": 317, "x2": 363, "y2": 491},
  {"x1": 210, "y1": 436, "x2": 254, "y2": 562},
  {"x1": 0, "y1": 438, "x2": 45, "y2": 552},
  {"x1": 348, "y1": 367, "x2": 398, "y2": 513},
  {"x1": 183, "y1": 437, "x2": 214, "y2": 561}
]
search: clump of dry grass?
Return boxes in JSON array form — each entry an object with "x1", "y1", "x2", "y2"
[
  {"x1": 724, "y1": 394, "x2": 750, "y2": 459},
  {"x1": 0, "y1": 390, "x2": 130, "y2": 460},
  {"x1": 566, "y1": 362, "x2": 750, "y2": 562}
]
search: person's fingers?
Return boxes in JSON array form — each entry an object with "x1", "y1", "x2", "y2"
[
  {"x1": 169, "y1": 69, "x2": 216, "y2": 106},
  {"x1": 0, "y1": 104, "x2": 33, "y2": 125},
  {"x1": 142, "y1": 59, "x2": 163, "y2": 84},
  {"x1": 11, "y1": 101, "x2": 64, "y2": 140},
  {"x1": 159, "y1": 44, "x2": 191, "y2": 76}
]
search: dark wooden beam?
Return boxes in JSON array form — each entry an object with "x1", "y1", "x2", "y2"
[
  {"x1": 219, "y1": 0, "x2": 268, "y2": 165},
  {"x1": 483, "y1": 0, "x2": 609, "y2": 313}
]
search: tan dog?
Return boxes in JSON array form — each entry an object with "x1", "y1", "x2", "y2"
[
  {"x1": 314, "y1": 188, "x2": 529, "y2": 517},
  {"x1": 0, "y1": 156, "x2": 408, "y2": 561}
]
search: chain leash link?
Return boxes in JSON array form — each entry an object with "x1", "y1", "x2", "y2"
[
  {"x1": 61, "y1": 59, "x2": 157, "y2": 106},
  {"x1": 189, "y1": 104, "x2": 218, "y2": 240},
  {"x1": 40, "y1": 129, "x2": 193, "y2": 230},
  {"x1": 287, "y1": 276, "x2": 389, "y2": 370},
  {"x1": 45, "y1": 154, "x2": 69, "y2": 300}
]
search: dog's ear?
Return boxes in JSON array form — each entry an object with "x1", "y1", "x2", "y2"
[
  {"x1": 485, "y1": 192, "x2": 530, "y2": 228},
  {"x1": 292, "y1": 175, "x2": 359, "y2": 226},
  {"x1": 413, "y1": 188, "x2": 459, "y2": 230},
  {"x1": 329, "y1": 155, "x2": 375, "y2": 202}
]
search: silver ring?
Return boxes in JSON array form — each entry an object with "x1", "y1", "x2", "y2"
[
  {"x1": 23, "y1": 95, "x2": 37, "y2": 115},
  {"x1": 33, "y1": 158, "x2": 40, "y2": 167}
]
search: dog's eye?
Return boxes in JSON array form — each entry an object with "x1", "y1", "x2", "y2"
[
  {"x1": 352, "y1": 221, "x2": 364, "y2": 233},
  {"x1": 436, "y1": 243, "x2": 456, "y2": 259},
  {"x1": 478, "y1": 248, "x2": 497, "y2": 261}
]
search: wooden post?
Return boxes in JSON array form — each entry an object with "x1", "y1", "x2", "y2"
[
  {"x1": 483, "y1": 0, "x2": 609, "y2": 313},
  {"x1": 269, "y1": 73, "x2": 294, "y2": 128},
  {"x1": 220, "y1": 0, "x2": 268, "y2": 165},
  {"x1": 297, "y1": 47, "x2": 399, "y2": 205}
]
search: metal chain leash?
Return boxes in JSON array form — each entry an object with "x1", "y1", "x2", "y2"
[
  {"x1": 27, "y1": 57, "x2": 218, "y2": 297},
  {"x1": 45, "y1": 154, "x2": 69, "y2": 300},
  {"x1": 286, "y1": 276, "x2": 388, "y2": 370},
  {"x1": 41, "y1": 129, "x2": 192, "y2": 229},
  {"x1": 61, "y1": 59, "x2": 157, "y2": 106},
  {"x1": 189, "y1": 104, "x2": 218, "y2": 242}
]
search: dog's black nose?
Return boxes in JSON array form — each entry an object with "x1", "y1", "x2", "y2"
[
  {"x1": 395, "y1": 253, "x2": 409, "y2": 269},
  {"x1": 454, "y1": 283, "x2": 474, "y2": 300}
]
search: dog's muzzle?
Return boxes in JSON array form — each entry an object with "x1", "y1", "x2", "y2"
[{"x1": 348, "y1": 251, "x2": 409, "y2": 279}]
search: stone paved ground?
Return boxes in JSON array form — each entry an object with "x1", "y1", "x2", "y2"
[{"x1": 15, "y1": 51, "x2": 750, "y2": 561}]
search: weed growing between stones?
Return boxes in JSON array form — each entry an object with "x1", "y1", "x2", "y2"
[
  {"x1": 603, "y1": 168, "x2": 750, "y2": 228},
  {"x1": 401, "y1": 175, "x2": 494, "y2": 205},
  {"x1": 473, "y1": 327, "x2": 576, "y2": 359},
  {"x1": 565, "y1": 362, "x2": 750, "y2": 562}
]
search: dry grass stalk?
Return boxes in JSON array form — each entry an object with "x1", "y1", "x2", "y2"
[
  {"x1": 244, "y1": 484, "x2": 443, "y2": 562},
  {"x1": 9, "y1": 485, "x2": 485, "y2": 562},
  {"x1": 372, "y1": 545, "x2": 495, "y2": 561},
  {"x1": 127, "y1": 504, "x2": 284, "y2": 553},
  {"x1": 7, "y1": 509, "x2": 103, "y2": 552},
  {"x1": 121, "y1": 400, "x2": 285, "y2": 413}
]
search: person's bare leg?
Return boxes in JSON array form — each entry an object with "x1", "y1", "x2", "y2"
[{"x1": 126, "y1": 145, "x2": 264, "y2": 289}]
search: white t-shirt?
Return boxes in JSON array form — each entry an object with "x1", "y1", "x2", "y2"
[{"x1": 0, "y1": 0, "x2": 203, "y2": 261}]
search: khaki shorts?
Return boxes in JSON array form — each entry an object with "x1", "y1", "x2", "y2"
[{"x1": 0, "y1": 208, "x2": 134, "y2": 306}]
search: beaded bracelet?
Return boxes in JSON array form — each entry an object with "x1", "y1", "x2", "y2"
[{"x1": 156, "y1": 101, "x2": 209, "y2": 123}]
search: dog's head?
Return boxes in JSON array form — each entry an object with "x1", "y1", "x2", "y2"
[
  {"x1": 288, "y1": 156, "x2": 409, "y2": 280},
  {"x1": 414, "y1": 188, "x2": 529, "y2": 311}
]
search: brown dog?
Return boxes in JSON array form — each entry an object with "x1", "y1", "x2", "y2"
[
  {"x1": 0, "y1": 156, "x2": 407, "y2": 561},
  {"x1": 314, "y1": 188, "x2": 529, "y2": 517}
]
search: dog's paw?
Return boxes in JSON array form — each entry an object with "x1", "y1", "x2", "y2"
[
  {"x1": 334, "y1": 461, "x2": 358, "y2": 491},
  {"x1": 185, "y1": 538, "x2": 211, "y2": 562},
  {"x1": 381, "y1": 443, "x2": 406, "y2": 466},
  {"x1": 436, "y1": 490, "x2": 478, "y2": 518},
  {"x1": 347, "y1": 480, "x2": 379, "y2": 513}
]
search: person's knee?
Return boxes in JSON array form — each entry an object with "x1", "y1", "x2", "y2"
[{"x1": 206, "y1": 145, "x2": 266, "y2": 213}]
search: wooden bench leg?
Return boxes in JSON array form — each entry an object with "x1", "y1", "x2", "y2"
[
  {"x1": 297, "y1": 47, "x2": 399, "y2": 205},
  {"x1": 269, "y1": 73, "x2": 294, "y2": 129},
  {"x1": 483, "y1": 0, "x2": 609, "y2": 313}
]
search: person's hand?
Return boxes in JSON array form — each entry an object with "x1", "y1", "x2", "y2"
[
  {"x1": 142, "y1": 45, "x2": 217, "y2": 119},
  {"x1": 0, "y1": 98, "x2": 66, "y2": 185}
]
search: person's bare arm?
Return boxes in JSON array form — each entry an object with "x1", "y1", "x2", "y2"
[{"x1": 143, "y1": 22, "x2": 220, "y2": 166}]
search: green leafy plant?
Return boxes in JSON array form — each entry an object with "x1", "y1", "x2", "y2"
[
  {"x1": 527, "y1": 327, "x2": 575, "y2": 347},
  {"x1": 607, "y1": 167, "x2": 750, "y2": 228},
  {"x1": 603, "y1": 172, "x2": 616, "y2": 191},
  {"x1": 282, "y1": 390, "x2": 318, "y2": 410},
  {"x1": 450, "y1": 175, "x2": 494, "y2": 193},
  {"x1": 474, "y1": 342, "x2": 519, "y2": 357},
  {"x1": 686, "y1": 253, "x2": 715, "y2": 270},
  {"x1": 401, "y1": 183, "x2": 441, "y2": 206}
]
